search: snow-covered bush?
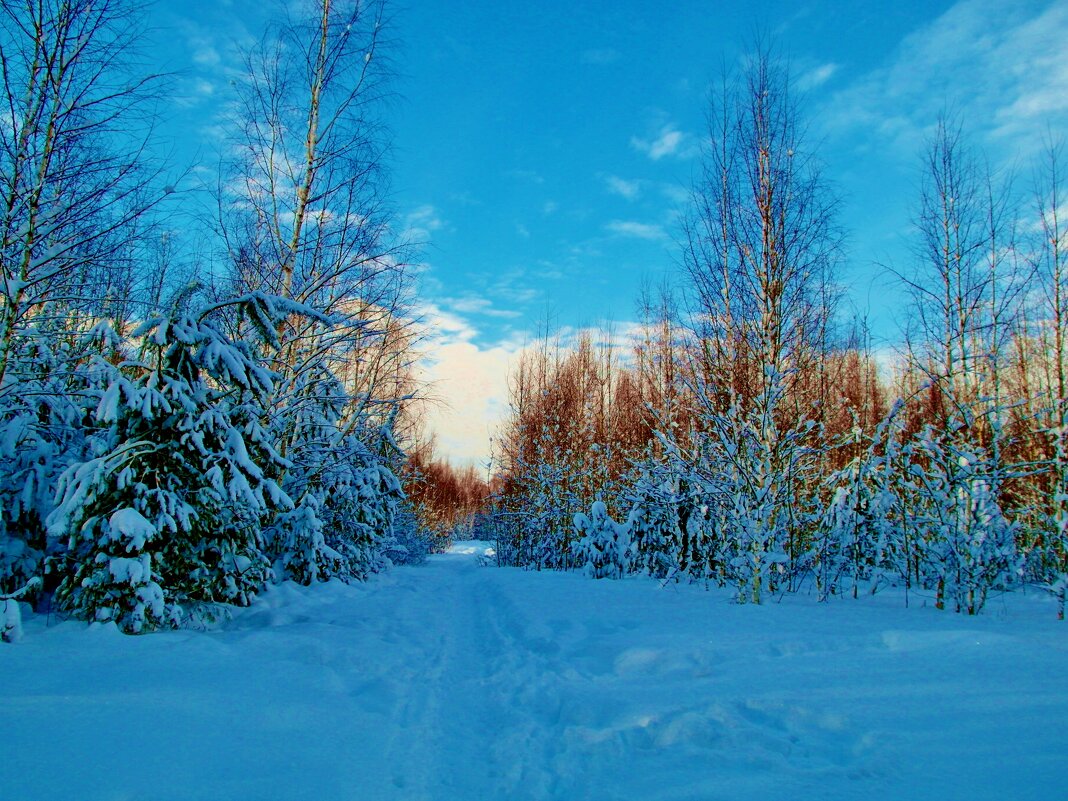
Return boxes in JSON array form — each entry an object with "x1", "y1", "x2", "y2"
[
  {"x1": 1, "y1": 598, "x2": 22, "y2": 643},
  {"x1": 692, "y1": 375, "x2": 818, "y2": 603},
  {"x1": 0, "y1": 330, "x2": 92, "y2": 600},
  {"x1": 1034, "y1": 425, "x2": 1068, "y2": 619},
  {"x1": 907, "y1": 427, "x2": 1019, "y2": 615},
  {"x1": 1, "y1": 576, "x2": 40, "y2": 643},
  {"x1": 574, "y1": 501, "x2": 632, "y2": 579},
  {"x1": 811, "y1": 418, "x2": 900, "y2": 600},
  {"x1": 385, "y1": 495, "x2": 435, "y2": 566}
]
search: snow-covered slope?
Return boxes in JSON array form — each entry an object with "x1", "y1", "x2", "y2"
[{"x1": 3, "y1": 542, "x2": 1066, "y2": 800}]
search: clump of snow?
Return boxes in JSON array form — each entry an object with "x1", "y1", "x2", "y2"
[
  {"x1": 106, "y1": 509, "x2": 156, "y2": 551},
  {"x1": 2, "y1": 598, "x2": 23, "y2": 643}
]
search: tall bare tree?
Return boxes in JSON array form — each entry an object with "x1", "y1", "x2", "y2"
[
  {"x1": 898, "y1": 114, "x2": 1025, "y2": 436},
  {"x1": 223, "y1": 0, "x2": 416, "y2": 469},
  {"x1": 683, "y1": 42, "x2": 841, "y2": 417}
]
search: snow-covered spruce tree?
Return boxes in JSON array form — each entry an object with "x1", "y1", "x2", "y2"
[
  {"x1": 48, "y1": 289, "x2": 292, "y2": 632},
  {"x1": 1031, "y1": 422, "x2": 1068, "y2": 618},
  {"x1": 387, "y1": 492, "x2": 434, "y2": 566},
  {"x1": 261, "y1": 356, "x2": 406, "y2": 583},
  {"x1": 0, "y1": 0, "x2": 170, "y2": 607},
  {"x1": 0, "y1": 331, "x2": 89, "y2": 601},
  {"x1": 1042, "y1": 431, "x2": 1068, "y2": 618},
  {"x1": 625, "y1": 432, "x2": 720, "y2": 584},
  {"x1": 625, "y1": 463, "x2": 684, "y2": 580},
  {"x1": 574, "y1": 501, "x2": 632, "y2": 579}
]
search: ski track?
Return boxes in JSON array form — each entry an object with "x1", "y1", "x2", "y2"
[{"x1": 3, "y1": 542, "x2": 1068, "y2": 800}]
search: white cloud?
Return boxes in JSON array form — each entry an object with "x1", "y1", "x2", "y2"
[
  {"x1": 415, "y1": 303, "x2": 525, "y2": 466},
  {"x1": 797, "y1": 62, "x2": 839, "y2": 91},
  {"x1": 418, "y1": 338, "x2": 517, "y2": 466},
  {"x1": 631, "y1": 126, "x2": 687, "y2": 160},
  {"x1": 174, "y1": 77, "x2": 217, "y2": 108},
  {"x1": 404, "y1": 204, "x2": 445, "y2": 241},
  {"x1": 418, "y1": 302, "x2": 478, "y2": 343},
  {"x1": 823, "y1": 0, "x2": 1068, "y2": 157},
  {"x1": 660, "y1": 183, "x2": 690, "y2": 205},
  {"x1": 189, "y1": 36, "x2": 221, "y2": 68},
  {"x1": 506, "y1": 169, "x2": 545, "y2": 184},
  {"x1": 605, "y1": 220, "x2": 668, "y2": 240},
  {"x1": 445, "y1": 295, "x2": 522, "y2": 319},
  {"x1": 604, "y1": 175, "x2": 642, "y2": 200}
]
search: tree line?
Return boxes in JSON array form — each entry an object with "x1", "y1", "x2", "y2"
[{"x1": 492, "y1": 44, "x2": 1067, "y2": 617}]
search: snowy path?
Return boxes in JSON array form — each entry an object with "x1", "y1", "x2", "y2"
[{"x1": 4, "y1": 542, "x2": 1068, "y2": 800}]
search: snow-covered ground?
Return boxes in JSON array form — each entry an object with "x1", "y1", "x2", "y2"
[{"x1": 4, "y1": 542, "x2": 1067, "y2": 801}]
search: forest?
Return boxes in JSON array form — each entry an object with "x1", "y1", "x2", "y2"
[
  {"x1": 477, "y1": 52, "x2": 1068, "y2": 620},
  {"x1": 1, "y1": 0, "x2": 1066, "y2": 652}
]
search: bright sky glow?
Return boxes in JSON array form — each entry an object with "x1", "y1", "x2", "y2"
[{"x1": 151, "y1": 0, "x2": 1068, "y2": 466}]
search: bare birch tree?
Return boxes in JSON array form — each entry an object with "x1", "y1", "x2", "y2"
[
  {"x1": 0, "y1": 0, "x2": 164, "y2": 385},
  {"x1": 682, "y1": 42, "x2": 841, "y2": 416},
  {"x1": 223, "y1": 0, "x2": 416, "y2": 465}
]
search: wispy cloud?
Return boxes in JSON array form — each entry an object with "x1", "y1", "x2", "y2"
[
  {"x1": 189, "y1": 36, "x2": 222, "y2": 68},
  {"x1": 630, "y1": 125, "x2": 688, "y2": 160},
  {"x1": 418, "y1": 302, "x2": 478, "y2": 344},
  {"x1": 822, "y1": 0, "x2": 1068, "y2": 157},
  {"x1": 444, "y1": 295, "x2": 522, "y2": 319},
  {"x1": 404, "y1": 204, "x2": 445, "y2": 241},
  {"x1": 582, "y1": 48, "x2": 620, "y2": 65},
  {"x1": 506, "y1": 169, "x2": 545, "y2": 184},
  {"x1": 605, "y1": 220, "x2": 668, "y2": 240},
  {"x1": 660, "y1": 183, "x2": 690, "y2": 205},
  {"x1": 603, "y1": 174, "x2": 642, "y2": 200},
  {"x1": 174, "y1": 77, "x2": 217, "y2": 108},
  {"x1": 797, "y1": 62, "x2": 839, "y2": 91}
]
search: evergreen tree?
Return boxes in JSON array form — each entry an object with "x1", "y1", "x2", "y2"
[
  {"x1": 48, "y1": 290, "x2": 291, "y2": 632},
  {"x1": 574, "y1": 501, "x2": 632, "y2": 579}
]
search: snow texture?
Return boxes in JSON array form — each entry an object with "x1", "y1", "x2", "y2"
[{"x1": 3, "y1": 541, "x2": 1067, "y2": 800}]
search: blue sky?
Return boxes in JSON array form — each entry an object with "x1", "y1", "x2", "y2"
[{"x1": 153, "y1": 0, "x2": 1068, "y2": 465}]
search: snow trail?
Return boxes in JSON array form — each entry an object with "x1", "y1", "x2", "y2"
[{"x1": 3, "y1": 541, "x2": 1068, "y2": 800}]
